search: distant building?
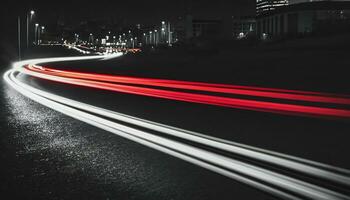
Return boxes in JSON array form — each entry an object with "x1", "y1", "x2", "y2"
[
  {"x1": 185, "y1": 15, "x2": 222, "y2": 39},
  {"x1": 232, "y1": 16, "x2": 257, "y2": 39},
  {"x1": 256, "y1": 0, "x2": 289, "y2": 15},
  {"x1": 256, "y1": 1, "x2": 350, "y2": 39},
  {"x1": 290, "y1": 0, "x2": 350, "y2": 4}
]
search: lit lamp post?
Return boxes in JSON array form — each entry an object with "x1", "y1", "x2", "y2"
[
  {"x1": 161, "y1": 21, "x2": 166, "y2": 43},
  {"x1": 42, "y1": 26, "x2": 45, "y2": 41},
  {"x1": 149, "y1": 31, "x2": 153, "y2": 45},
  {"x1": 154, "y1": 30, "x2": 158, "y2": 46},
  {"x1": 27, "y1": 10, "x2": 35, "y2": 48},
  {"x1": 128, "y1": 30, "x2": 132, "y2": 43},
  {"x1": 161, "y1": 27, "x2": 165, "y2": 44},
  {"x1": 89, "y1": 33, "x2": 93, "y2": 44},
  {"x1": 34, "y1": 23, "x2": 39, "y2": 45},
  {"x1": 143, "y1": 33, "x2": 146, "y2": 45},
  {"x1": 131, "y1": 38, "x2": 134, "y2": 49},
  {"x1": 38, "y1": 26, "x2": 45, "y2": 45},
  {"x1": 167, "y1": 22, "x2": 172, "y2": 46}
]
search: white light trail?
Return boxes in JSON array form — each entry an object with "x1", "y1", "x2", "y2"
[
  {"x1": 4, "y1": 55, "x2": 350, "y2": 200},
  {"x1": 14, "y1": 65, "x2": 350, "y2": 187}
]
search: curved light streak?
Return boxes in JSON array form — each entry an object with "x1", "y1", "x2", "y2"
[
  {"x1": 28, "y1": 65, "x2": 350, "y2": 105},
  {"x1": 21, "y1": 67, "x2": 350, "y2": 119},
  {"x1": 10, "y1": 68, "x2": 350, "y2": 186},
  {"x1": 4, "y1": 55, "x2": 350, "y2": 199},
  {"x1": 5, "y1": 70, "x2": 350, "y2": 200}
]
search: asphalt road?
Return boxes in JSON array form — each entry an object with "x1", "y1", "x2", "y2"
[{"x1": 1, "y1": 46, "x2": 350, "y2": 199}]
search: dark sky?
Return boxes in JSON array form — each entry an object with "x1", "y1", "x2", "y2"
[
  {"x1": 0, "y1": 0, "x2": 255, "y2": 63},
  {"x1": 2, "y1": 0, "x2": 255, "y2": 25}
]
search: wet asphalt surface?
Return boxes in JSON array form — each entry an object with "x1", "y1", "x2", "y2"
[
  {"x1": 1, "y1": 45, "x2": 350, "y2": 199},
  {"x1": 1, "y1": 82, "x2": 272, "y2": 200}
]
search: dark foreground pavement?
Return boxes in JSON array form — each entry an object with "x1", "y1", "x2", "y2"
[{"x1": 0, "y1": 83, "x2": 273, "y2": 200}]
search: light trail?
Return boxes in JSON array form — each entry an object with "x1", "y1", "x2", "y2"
[
  {"x1": 10, "y1": 68, "x2": 350, "y2": 187},
  {"x1": 4, "y1": 55, "x2": 350, "y2": 199},
  {"x1": 28, "y1": 65, "x2": 350, "y2": 105},
  {"x1": 4, "y1": 70, "x2": 304, "y2": 200},
  {"x1": 5, "y1": 69, "x2": 350, "y2": 200},
  {"x1": 21, "y1": 66, "x2": 350, "y2": 118}
]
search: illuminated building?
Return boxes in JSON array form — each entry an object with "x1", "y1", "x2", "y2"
[
  {"x1": 256, "y1": 0, "x2": 289, "y2": 15},
  {"x1": 256, "y1": 1, "x2": 350, "y2": 39}
]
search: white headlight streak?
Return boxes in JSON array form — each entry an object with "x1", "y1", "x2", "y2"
[{"x1": 4, "y1": 55, "x2": 350, "y2": 200}]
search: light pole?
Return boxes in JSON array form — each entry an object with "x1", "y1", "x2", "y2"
[
  {"x1": 18, "y1": 17, "x2": 21, "y2": 60},
  {"x1": 131, "y1": 38, "x2": 134, "y2": 49},
  {"x1": 143, "y1": 33, "x2": 147, "y2": 45},
  {"x1": 34, "y1": 23, "x2": 39, "y2": 45},
  {"x1": 26, "y1": 10, "x2": 35, "y2": 48},
  {"x1": 89, "y1": 33, "x2": 93, "y2": 44},
  {"x1": 41, "y1": 26, "x2": 45, "y2": 44},
  {"x1": 161, "y1": 27, "x2": 165, "y2": 44},
  {"x1": 149, "y1": 31, "x2": 153, "y2": 45},
  {"x1": 161, "y1": 21, "x2": 166, "y2": 44},
  {"x1": 154, "y1": 30, "x2": 158, "y2": 46},
  {"x1": 38, "y1": 26, "x2": 44, "y2": 45},
  {"x1": 128, "y1": 30, "x2": 132, "y2": 42},
  {"x1": 167, "y1": 22, "x2": 171, "y2": 46}
]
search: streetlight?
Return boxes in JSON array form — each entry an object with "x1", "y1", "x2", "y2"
[
  {"x1": 27, "y1": 10, "x2": 35, "y2": 48},
  {"x1": 149, "y1": 31, "x2": 153, "y2": 45},
  {"x1": 143, "y1": 33, "x2": 147, "y2": 45},
  {"x1": 89, "y1": 33, "x2": 93, "y2": 44},
  {"x1": 38, "y1": 26, "x2": 45, "y2": 44},
  {"x1": 34, "y1": 23, "x2": 39, "y2": 45},
  {"x1": 131, "y1": 38, "x2": 134, "y2": 49},
  {"x1": 154, "y1": 30, "x2": 158, "y2": 46}
]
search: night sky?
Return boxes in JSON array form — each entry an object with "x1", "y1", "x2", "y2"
[
  {"x1": 0, "y1": 0, "x2": 255, "y2": 64},
  {"x1": 2, "y1": 0, "x2": 255, "y2": 24}
]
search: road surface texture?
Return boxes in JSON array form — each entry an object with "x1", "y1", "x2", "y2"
[{"x1": 1, "y1": 40, "x2": 350, "y2": 200}]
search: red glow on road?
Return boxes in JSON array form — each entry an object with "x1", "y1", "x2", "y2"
[{"x1": 23, "y1": 65, "x2": 350, "y2": 119}]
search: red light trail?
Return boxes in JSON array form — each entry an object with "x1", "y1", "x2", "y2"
[
  {"x1": 24, "y1": 65, "x2": 350, "y2": 119},
  {"x1": 5, "y1": 56, "x2": 350, "y2": 200},
  {"x1": 27, "y1": 65, "x2": 350, "y2": 105}
]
